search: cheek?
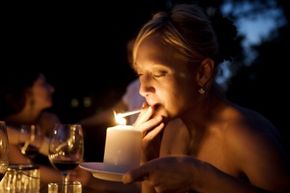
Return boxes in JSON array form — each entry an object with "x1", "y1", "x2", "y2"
[
  {"x1": 166, "y1": 80, "x2": 195, "y2": 113},
  {"x1": 157, "y1": 85, "x2": 183, "y2": 116},
  {"x1": 153, "y1": 75, "x2": 194, "y2": 116},
  {"x1": 41, "y1": 87, "x2": 51, "y2": 96},
  {"x1": 36, "y1": 89, "x2": 50, "y2": 102}
]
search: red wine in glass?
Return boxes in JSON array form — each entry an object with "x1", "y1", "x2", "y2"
[
  {"x1": 52, "y1": 160, "x2": 80, "y2": 172},
  {"x1": 48, "y1": 123, "x2": 84, "y2": 193}
]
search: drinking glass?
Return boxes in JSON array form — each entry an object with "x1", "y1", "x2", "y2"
[
  {"x1": 0, "y1": 121, "x2": 9, "y2": 181},
  {"x1": 48, "y1": 181, "x2": 82, "y2": 193},
  {"x1": 18, "y1": 124, "x2": 42, "y2": 160},
  {"x1": 2, "y1": 164, "x2": 40, "y2": 193},
  {"x1": 48, "y1": 124, "x2": 84, "y2": 193}
]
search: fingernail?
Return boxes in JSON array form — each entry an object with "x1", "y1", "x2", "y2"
[
  {"x1": 148, "y1": 106, "x2": 153, "y2": 111},
  {"x1": 142, "y1": 102, "x2": 149, "y2": 109}
]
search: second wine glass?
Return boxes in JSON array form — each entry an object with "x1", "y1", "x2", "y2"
[
  {"x1": 48, "y1": 124, "x2": 84, "y2": 190},
  {"x1": 0, "y1": 121, "x2": 9, "y2": 181},
  {"x1": 18, "y1": 124, "x2": 42, "y2": 160}
]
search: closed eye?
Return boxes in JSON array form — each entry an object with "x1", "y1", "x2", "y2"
[
  {"x1": 136, "y1": 73, "x2": 143, "y2": 77},
  {"x1": 153, "y1": 71, "x2": 167, "y2": 78}
]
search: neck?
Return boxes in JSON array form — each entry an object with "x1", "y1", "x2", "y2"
[{"x1": 180, "y1": 87, "x2": 227, "y2": 154}]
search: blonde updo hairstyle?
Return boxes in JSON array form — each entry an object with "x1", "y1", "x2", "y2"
[{"x1": 132, "y1": 4, "x2": 219, "y2": 72}]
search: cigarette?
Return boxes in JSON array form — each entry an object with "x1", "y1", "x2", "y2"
[{"x1": 117, "y1": 109, "x2": 142, "y2": 118}]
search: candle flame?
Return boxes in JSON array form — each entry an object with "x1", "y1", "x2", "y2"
[
  {"x1": 114, "y1": 109, "x2": 141, "y2": 125},
  {"x1": 114, "y1": 111, "x2": 127, "y2": 125}
]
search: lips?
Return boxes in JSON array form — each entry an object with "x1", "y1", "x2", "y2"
[
  {"x1": 145, "y1": 97, "x2": 164, "y2": 116},
  {"x1": 152, "y1": 103, "x2": 161, "y2": 111},
  {"x1": 146, "y1": 101, "x2": 159, "y2": 110},
  {"x1": 145, "y1": 97, "x2": 157, "y2": 107},
  {"x1": 151, "y1": 103, "x2": 164, "y2": 117}
]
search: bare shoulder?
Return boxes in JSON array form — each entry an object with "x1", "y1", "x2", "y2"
[
  {"x1": 221, "y1": 104, "x2": 290, "y2": 190},
  {"x1": 222, "y1": 104, "x2": 283, "y2": 153}
]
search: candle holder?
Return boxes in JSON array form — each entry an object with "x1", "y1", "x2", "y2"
[{"x1": 79, "y1": 110, "x2": 142, "y2": 181}]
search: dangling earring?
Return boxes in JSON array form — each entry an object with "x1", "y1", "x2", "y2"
[{"x1": 198, "y1": 87, "x2": 205, "y2": 95}]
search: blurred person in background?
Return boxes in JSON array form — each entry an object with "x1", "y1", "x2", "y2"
[{"x1": 0, "y1": 67, "x2": 90, "y2": 186}]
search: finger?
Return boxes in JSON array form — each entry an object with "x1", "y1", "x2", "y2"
[
  {"x1": 142, "y1": 102, "x2": 149, "y2": 109},
  {"x1": 122, "y1": 162, "x2": 153, "y2": 184},
  {"x1": 134, "y1": 106, "x2": 154, "y2": 126},
  {"x1": 143, "y1": 122, "x2": 165, "y2": 141},
  {"x1": 138, "y1": 116, "x2": 163, "y2": 134}
]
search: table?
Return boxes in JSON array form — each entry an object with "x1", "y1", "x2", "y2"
[{"x1": 40, "y1": 185, "x2": 96, "y2": 193}]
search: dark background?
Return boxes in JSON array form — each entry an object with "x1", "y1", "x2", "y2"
[
  {"x1": 3, "y1": 0, "x2": 290, "y2": 161},
  {"x1": 3, "y1": 1, "x2": 168, "y2": 122}
]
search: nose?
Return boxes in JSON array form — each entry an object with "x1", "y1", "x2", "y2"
[{"x1": 139, "y1": 75, "x2": 155, "y2": 97}]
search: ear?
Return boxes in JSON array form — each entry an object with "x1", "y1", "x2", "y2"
[{"x1": 196, "y1": 58, "x2": 215, "y2": 87}]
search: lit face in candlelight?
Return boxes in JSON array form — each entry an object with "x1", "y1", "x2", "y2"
[{"x1": 133, "y1": 34, "x2": 201, "y2": 119}]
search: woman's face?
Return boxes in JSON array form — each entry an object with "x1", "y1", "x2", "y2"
[
  {"x1": 134, "y1": 34, "x2": 199, "y2": 119},
  {"x1": 29, "y1": 74, "x2": 54, "y2": 111}
]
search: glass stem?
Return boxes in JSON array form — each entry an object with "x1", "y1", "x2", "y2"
[{"x1": 62, "y1": 172, "x2": 69, "y2": 193}]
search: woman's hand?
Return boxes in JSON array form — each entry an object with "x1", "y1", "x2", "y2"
[
  {"x1": 134, "y1": 105, "x2": 165, "y2": 162},
  {"x1": 123, "y1": 156, "x2": 200, "y2": 193}
]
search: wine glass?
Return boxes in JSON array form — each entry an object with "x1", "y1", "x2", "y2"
[
  {"x1": 0, "y1": 121, "x2": 9, "y2": 181},
  {"x1": 48, "y1": 124, "x2": 84, "y2": 192},
  {"x1": 18, "y1": 124, "x2": 42, "y2": 160}
]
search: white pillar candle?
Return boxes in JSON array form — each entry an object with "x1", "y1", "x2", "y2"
[{"x1": 103, "y1": 125, "x2": 141, "y2": 173}]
